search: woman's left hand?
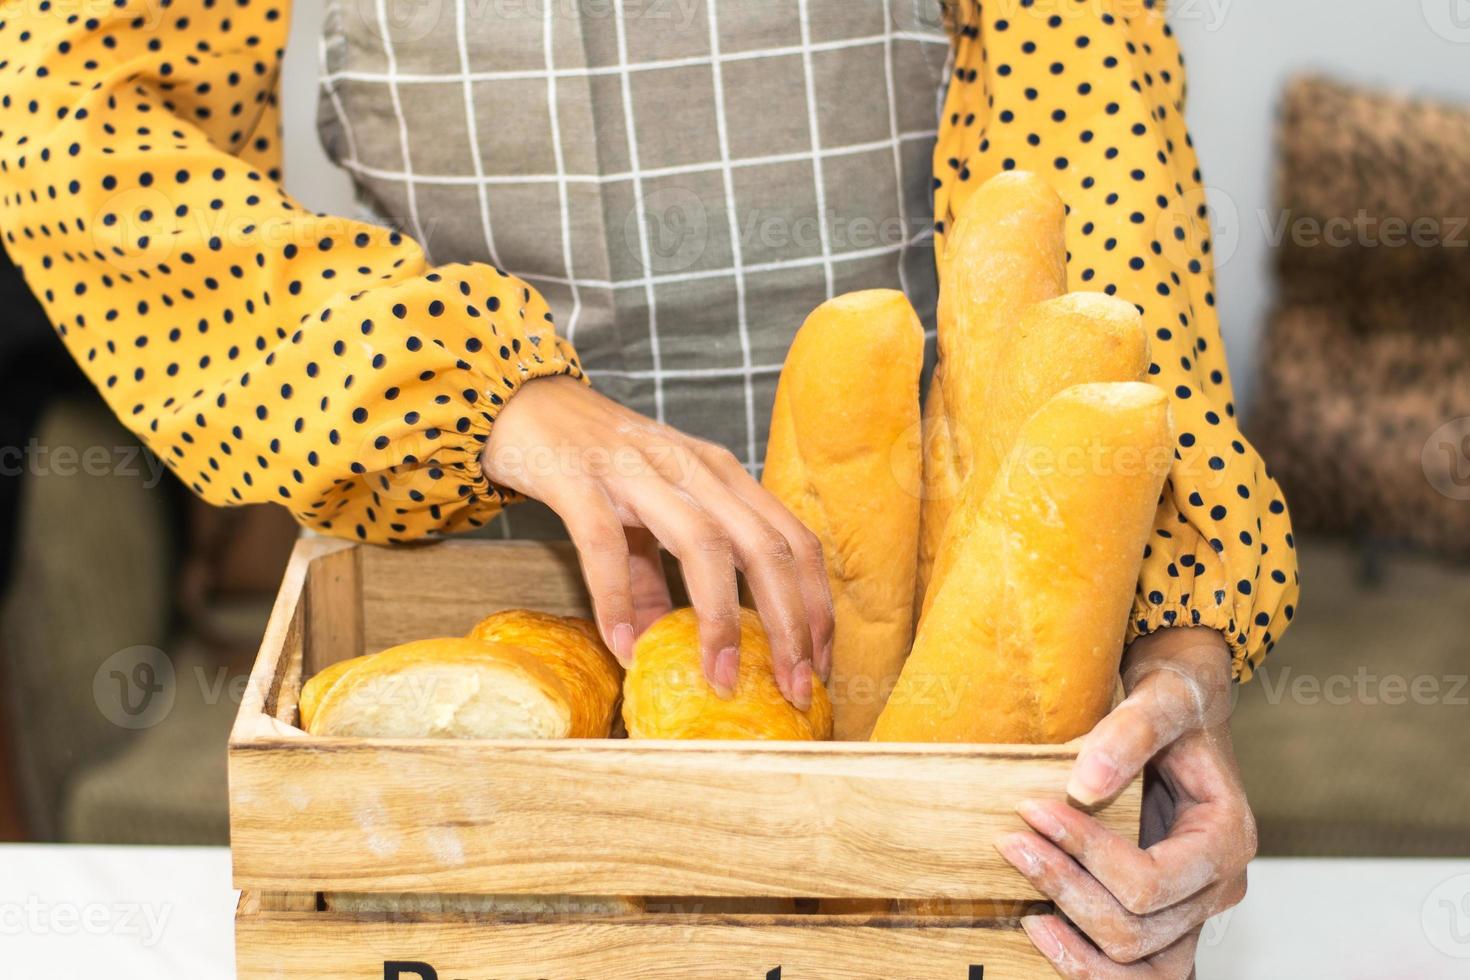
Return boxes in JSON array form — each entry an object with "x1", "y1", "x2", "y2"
[{"x1": 997, "y1": 627, "x2": 1255, "y2": 977}]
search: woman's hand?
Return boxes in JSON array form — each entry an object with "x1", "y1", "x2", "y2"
[
  {"x1": 999, "y1": 627, "x2": 1254, "y2": 977},
  {"x1": 482, "y1": 377, "x2": 834, "y2": 708}
]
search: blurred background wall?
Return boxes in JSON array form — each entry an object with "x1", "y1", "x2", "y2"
[{"x1": 1173, "y1": 0, "x2": 1470, "y2": 409}]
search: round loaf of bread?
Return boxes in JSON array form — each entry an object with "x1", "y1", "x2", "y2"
[{"x1": 622, "y1": 608, "x2": 833, "y2": 740}]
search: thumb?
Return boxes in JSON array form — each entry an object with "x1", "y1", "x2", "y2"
[{"x1": 1067, "y1": 666, "x2": 1198, "y2": 807}]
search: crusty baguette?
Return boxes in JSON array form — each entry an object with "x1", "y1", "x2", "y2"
[
  {"x1": 918, "y1": 290, "x2": 1152, "y2": 623},
  {"x1": 917, "y1": 172, "x2": 1069, "y2": 606},
  {"x1": 874, "y1": 383, "x2": 1173, "y2": 744},
  {"x1": 467, "y1": 609, "x2": 623, "y2": 738},
  {"x1": 761, "y1": 289, "x2": 925, "y2": 740},
  {"x1": 623, "y1": 608, "x2": 833, "y2": 740}
]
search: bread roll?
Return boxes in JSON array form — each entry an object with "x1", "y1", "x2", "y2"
[
  {"x1": 301, "y1": 638, "x2": 573, "y2": 739},
  {"x1": 300, "y1": 610, "x2": 622, "y2": 739},
  {"x1": 761, "y1": 289, "x2": 924, "y2": 740},
  {"x1": 623, "y1": 608, "x2": 833, "y2": 740},
  {"x1": 874, "y1": 383, "x2": 1173, "y2": 744},
  {"x1": 467, "y1": 609, "x2": 623, "y2": 738}
]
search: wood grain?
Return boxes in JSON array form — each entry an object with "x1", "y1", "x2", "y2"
[
  {"x1": 231, "y1": 733, "x2": 1138, "y2": 899},
  {"x1": 304, "y1": 544, "x2": 362, "y2": 674},
  {"x1": 231, "y1": 539, "x2": 1139, "y2": 899},
  {"x1": 236, "y1": 895, "x2": 1058, "y2": 979},
  {"x1": 358, "y1": 540, "x2": 592, "y2": 654}
]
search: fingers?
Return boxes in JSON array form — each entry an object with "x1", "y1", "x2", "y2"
[
  {"x1": 615, "y1": 473, "x2": 744, "y2": 699},
  {"x1": 691, "y1": 441, "x2": 836, "y2": 682},
  {"x1": 555, "y1": 486, "x2": 637, "y2": 667},
  {"x1": 998, "y1": 830, "x2": 1242, "y2": 964},
  {"x1": 677, "y1": 460, "x2": 815, "y2": 709},
  {"x1": 643, "y1": 443, "x2": 818, "y2": 709},
  {"x1": 1021, "y1": 914, "x2": 1203, "y2": 979},
  {"x1": 626, "y1": 526, "x2": 674, "y2": 634},
  {"x1": 1016, "y1": 792, "x2": 1250, "y2": 916},
  {"x1": 1069, "y1": 665, "x2": 1202, "y2": 806}
]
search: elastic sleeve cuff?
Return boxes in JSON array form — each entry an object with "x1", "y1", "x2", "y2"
[{"x1": 296, "y1": 266, "x2": 588, "y2": 544}]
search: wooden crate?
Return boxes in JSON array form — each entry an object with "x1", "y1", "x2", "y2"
[{"x1": 230, "y1": 537, "x2": 1141, "y2": 979}]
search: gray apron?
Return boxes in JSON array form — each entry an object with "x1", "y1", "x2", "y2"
[{"x1": 317, "y1": 0, "x2": 950, "y2": 534}]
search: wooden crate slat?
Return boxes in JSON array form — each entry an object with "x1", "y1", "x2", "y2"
[
  {"x1": 230, "y1": 734, "x2": 1137, "y2": 899},
  {"x1": 236, "y1": 897, "x2": 1055, "y2": 979},
  {"x1": 358, "y1": 540, "x2": 593, "y2": 653}
]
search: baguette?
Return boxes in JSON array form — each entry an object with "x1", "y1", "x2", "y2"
[
  {"x1": 917, "y1": 173, "x2": 1152, "y2": 616},
  {"x1": 917, "y1": 172, "x2": 1068, "y2": 606},
  {"x1": 622, "y1": 607, "x2": 833, "y2": 740},
  {"x1": 873, "y1": 383, "x2": 1173, "y2": 744},
  {"x1": 761, "y1": 289, "x2": 925, "y2": 739},
  {"x1": 918, "y1": 291, "x2": 1152, "y2": 623}
]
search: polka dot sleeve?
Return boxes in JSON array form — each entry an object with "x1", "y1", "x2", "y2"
[
  {"x1": 933, "y1": 0, "x2": 1298, "y2": 679},
  {"x1": 0, "y1": 0, "x2": 584, "y2": 544}
]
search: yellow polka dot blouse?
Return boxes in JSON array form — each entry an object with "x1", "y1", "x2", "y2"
[
  {"x1": 0, "y1": 0, "x2": 1295, "y2": 676},
  {"x1": 0, "y1": 0, "x2": 586, "y2": 545},
  {"x1": 933, "y1": 0, "x2": 1297, "y2": 676}
]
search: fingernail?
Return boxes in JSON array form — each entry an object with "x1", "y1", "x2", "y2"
[
  {"x1": 713, "y1": 646, "x2": 740, "y2": 698},
  {"x1": 789, "y1": 661, "x2": 814, "y2": 711},
  {"x1": 1017, "y1": 801, "x2": 1066, "y2": 842},
  {"x1": 1021, "y1": 915, "x2": 1064, "y2": 960},
  {"x1": 996, "y1": 833, "x2": 1041, "y2": 876},
  {"x1": 611, "y1": 623, "x2": 636, "y2": 668},
  {"x1": 1067, "y1": 750, "x2": 1119, "y2": 805}
]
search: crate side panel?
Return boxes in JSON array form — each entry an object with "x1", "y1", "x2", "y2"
[
  {"x1": 236, "y1": 909, "x2": 1055, "y2": 979},
  {"x1": 230, "y1": 739, "x2": 1139, "y2": 900},
  {"x1": 358, "y1": 541, "x2": 592, "y2": 652}
]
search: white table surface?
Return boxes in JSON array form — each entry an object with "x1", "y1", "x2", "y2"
[{"x1": 2, "y1": 845, "x2": 1467, "y2": 977}]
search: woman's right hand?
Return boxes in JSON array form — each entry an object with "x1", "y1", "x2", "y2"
[{"x1": 481, "y1": 377, "x2": 834, "y2": 709}]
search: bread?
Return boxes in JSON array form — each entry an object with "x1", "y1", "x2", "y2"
[
  {"x1": 818, "y1": 899, "x2": 1018, "y2": 919},
  {"x1": 323, "y1": 892, "x2": 642, "y2": 916},
  {"x1": 622, "y1": 608, "x2": 833, "y2": 740},
  {"x1": 300, "y1": 610, "x2": 622, "y2": 739},
  {"x1": 761, "y1": 289, "x2": 924, "y2": 740},
  {"x1": 917, "y1": 172, "x2": 1067, "y2": 606},
  {"x1": 917, "y1": 172, "x2": 1150, "y2": 611},
  {"x1": 467, "y1": 609, "x2": 623, "y2": 738},
  {"x1": 301, "y1": 638, "x2": 572, "y2": 739},
  {"x1": 918, "y1": 291, "x2": 1153, "y2": 623},
  {"x1": 873, "y1": 383, "x2": 1173, "y2": 744}
]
